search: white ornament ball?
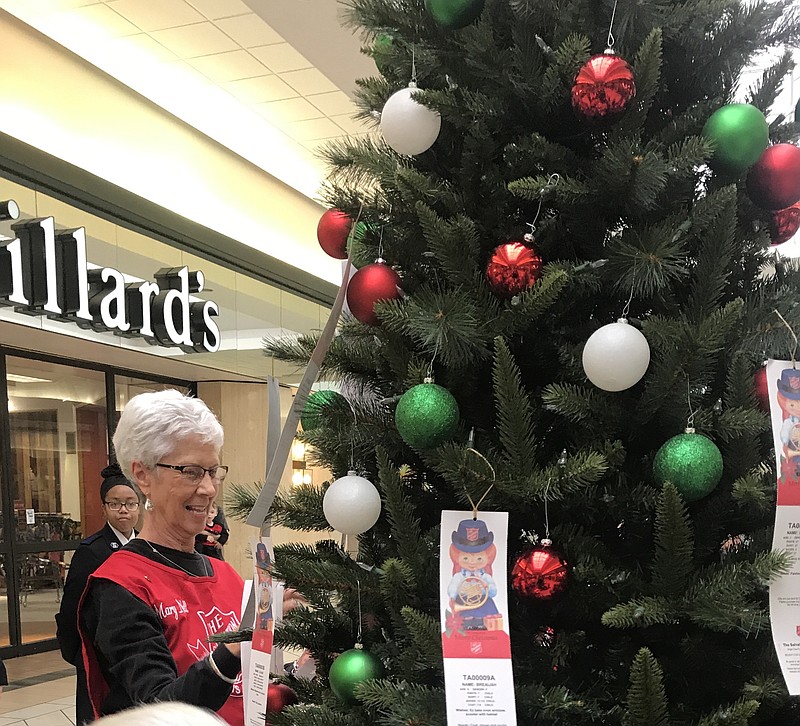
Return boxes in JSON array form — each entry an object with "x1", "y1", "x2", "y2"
[
  {"x1": 380, "y1": 85, "x2": 441, "y2": 156},
  {"x1": 582, "y1": 318, "x2": 650, "y2": 392},
  {"x1": 323, "y1": 471, "x2": 382, "y2": 535}
]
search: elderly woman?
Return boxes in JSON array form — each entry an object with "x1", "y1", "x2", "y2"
[{"x1": 79, "y1": 390, "x2": 244, "y2": 725}]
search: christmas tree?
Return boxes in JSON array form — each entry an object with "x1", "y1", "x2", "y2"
[{"x1": 231, "y1": 0, "x2": 800, "y2": 723}]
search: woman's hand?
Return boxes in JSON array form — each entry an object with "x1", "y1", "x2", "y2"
[{"x1": 283, "y1": 588, "x2": 308, "y2": 613}]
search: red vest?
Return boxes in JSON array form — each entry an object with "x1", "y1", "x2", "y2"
[{"x1": 80, "y1": 549, "x2": 245, "y2": 726}]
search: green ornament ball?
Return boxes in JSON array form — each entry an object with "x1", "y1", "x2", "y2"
[
  {"x1": 329, "y1": 647, "x2": 384, "y2": 704},
  {"x1": 424, "y1": 0, "x2": 485, "y2": 29},
  {"x1": 653, "y1": 431, "x2": 723, "y2": 502},
  {"x1": 702, "y1": 103, "x2": 769, "y2": 176},
  {"x1": 395, "y1": 382, "x2": 460, "y2": 449},
  {"x1": 373, "y1": 33, "x2": 393, "y2": 73},
  {"x1": 301, "y1": 390, "x2": 346, "y2": 432}
]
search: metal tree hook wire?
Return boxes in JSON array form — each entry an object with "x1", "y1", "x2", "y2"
[
  {"x1": 525, "y1": 173, "x2": 560, "y2": 240},
  {"x1": 686, "y1": 377, "x2": 697, "y2": 430},
  {"x1": 774, "y1": 309, "x2": 798, "y2": 369},
  {"x1": 607, "y1": 0, "x2": 619, "y2": 49},
  {"x1": 410, "y1": 45, "x2": 417, "y2": 86},
  {"x1": 355, "y1": 579, "x2": 363, "y2": 645}
]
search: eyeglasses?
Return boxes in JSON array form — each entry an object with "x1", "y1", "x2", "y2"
[
  {"x1": 104, "y1": 500, "x2": 140, "y2": 511},
  {"x1": 155, "y1": 463, "x2": 229, "y2": 484}
]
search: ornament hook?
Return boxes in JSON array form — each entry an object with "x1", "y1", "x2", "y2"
[
  {"x1": 356, "y1": 578, "x2": 363, "y2": 646},
  {"x1": 686, "y1": 377, "x2": 696, "y2": 431},
  {"x1": 410, "y1": 44, "x2": 417, "y2": 86},
  {"x1": 606, "y1": 0, "x2": 619, "y2": 50},
  {"x1": 774, "y1": 309, "x2": 798, "y2": 369},
  {"x1": 525, "y1": 173, "x2": 560, "y2": 241}
]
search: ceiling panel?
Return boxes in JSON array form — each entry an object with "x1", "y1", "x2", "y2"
[
  {"x1": 215, "y1": 12, "x2": 281, "y2": 47},
  {"x1": 223, "y1": 74, "x2": 298, "y2": 104},
  {"x1": 188, "y1": 48, "x2": 269, "y2": 82},
  {"x1": 186, "y1": 0, "x2": 250, "y2": 20},
  {"x1": 108, "y1": 0, "x2": 204, "y2": 31},
  {"x1": 151, "y1": 21, "x2": 239, "y2": 57},
  {"x1": 254, "y1": 97, "x2": 325, "y2": 124},
  {"x1": 249, "y1": 42, "x2": 312, "y2": 74},
  {"x1": 281, "y1": 67, "x2": 338, "y2": 96}
]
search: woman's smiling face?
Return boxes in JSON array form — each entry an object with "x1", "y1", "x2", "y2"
[{"x1": 133, "y1": 435, "x2": 220, "y2": 549}]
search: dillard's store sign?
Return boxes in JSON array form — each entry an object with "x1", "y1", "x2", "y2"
[{"x1": 0, "y1": 200, "x2": 220, "y2": 353}]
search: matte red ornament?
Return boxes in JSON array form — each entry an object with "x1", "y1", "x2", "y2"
[
  {"x1": 769, "y1": 202, "x2": 800, "y2": 246},
  {"x1": 753, "y1": 366, "x2": 770, "y2": 413},
  {"x1": 571, "y1": 52, "x2": 636, "y2": 122},
  {"x1": 485, "y1": 241, "x2": 543, "y2": 299},
  {"x1": 346, "y1": 261, "x2": 403, "y2": 326},
  {"x1": 746, "y1": 144, "x2": 800, "y2": 210},
  {"x1": 511, "y1": 540, "x2": 569, "y2": 602},
  {"x1": 266, "y1": 682, "x2": 298, "y2": 723},
  {"x1": 317, "y1": 209, "x2": 352, "y2": 259}
]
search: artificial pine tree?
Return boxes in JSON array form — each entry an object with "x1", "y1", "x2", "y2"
[{"x1": 229, "y1": 1, "x2": 800, "y2": 723}]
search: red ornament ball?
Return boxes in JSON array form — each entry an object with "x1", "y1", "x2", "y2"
[
  {"x1": 571, "y1": 52, "x2": 636, "y2": 121},
  {"x1": 753, "y1": 366, "x2": 770, "y2": 412},
  {"x1": 346, "y1": 261, "x2": 403, "y2": 326},
  {"x1": 317, "y1": 209, "x2": 352, "y2": 259},
  {"x1": 485, "y1": 241, "x2": 543, "y2": 299},
  {"x1": 511, "y1": 541, "x2": 570, "y2": 602},
  {"x1": 267, "y1": 682, "x2": 298, "y2": 723},
  {"x1": 769, "y1": 203, "x2": 800, "y2": 246},
  {"x1": 746, "y1": 144, "x2": 800, "y2": 210}
]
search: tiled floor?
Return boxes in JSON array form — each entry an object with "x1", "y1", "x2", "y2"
[
  {"x1": 0, "y1": 675, "x2": 76, "y2": 726},
  {"x1": 1, "y1": 650, "x2": 76, "y2": 726}
]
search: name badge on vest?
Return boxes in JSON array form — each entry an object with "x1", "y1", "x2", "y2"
[{"x1": 110, "y1": 542, "x2": 119, "y2": 549}]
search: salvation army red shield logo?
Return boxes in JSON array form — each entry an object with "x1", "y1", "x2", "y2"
[
  {"x1": 795, "y1": 625, "x2": 800, "y2": 637},
  {"x1": 466, "y1": 527, "x2": 479, "y2": 542},
  {"x1": 188, "y1": 607, "x2": 243, "y2": 697}
]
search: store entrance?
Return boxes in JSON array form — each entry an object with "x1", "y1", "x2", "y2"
[{"x1": 0, "y1": 352, "x2": 189, "y2": 657}]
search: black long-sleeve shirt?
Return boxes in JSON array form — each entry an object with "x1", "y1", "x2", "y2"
[{"x1": 80, "y1": 538, "x2": 240, "y2": 718}]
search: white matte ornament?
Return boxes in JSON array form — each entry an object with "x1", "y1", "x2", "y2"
[
  {"x1": 380, "y1": 85, "x2": 441, "y2": 156},
  {"x1": 582, "y1": 318, "x2": 650, "y2": 392},
  {"x1": 323, "y1": 471, "x2": 382, "y2": 535}
]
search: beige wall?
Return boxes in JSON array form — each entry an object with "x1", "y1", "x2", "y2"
[{"x1": 198, "y1": 382, "x2": 327, "y2": 580}]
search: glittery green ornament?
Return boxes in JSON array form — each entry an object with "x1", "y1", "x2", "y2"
[
  {"x1": 301, "y1": 390, "x2": 346, "y2": 432},
  {"x1": 653, "y1": 430, "x2": 723, "y2": 502},
  {"x1": 329, "y1": 647, "x2": 384, "y2": 704},
  {"x1": 425, "y1": 0, "x2": 485, "y2": 29},
  {"x1": 395, "y1": 380, "x2": 459, "y2": 449}
]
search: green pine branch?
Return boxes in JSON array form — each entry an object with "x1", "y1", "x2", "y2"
[
  {"x1": 624, "y1": 648, "x2": 670, "y2": 726},
  {"x1": 695, "y1": 698, "x2": 760, "y2": 726},
  {"x1": 400, "y1": 607, "x2": 442, "y2": 669},
  {"x1": 492, "y1": 337, "x2": 538, "y2": 473},
  {"x1": 601, "y1": 596, "x2": 678, "y2": 629},
  {"x1": 652, "y1": 483, "x2": 694, "y2": 600}
]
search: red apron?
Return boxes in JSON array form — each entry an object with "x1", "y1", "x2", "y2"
[{"x1": 80, "y1": 549, "x2": 245, "y2": 726}]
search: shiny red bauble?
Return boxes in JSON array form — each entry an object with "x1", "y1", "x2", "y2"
[
  {"x1": 346, "y1": 261, "x2": 403, "y2": 326},
  {"x1": 571, "y1": 52, "x2": 636, "y2": 121},
  {"x1": 511, "y1": 541, "x2": 570, "y2": 602},
  {"x1": 769, "y1": 203, "x2": 800, "y2": 246},
  {"x1": 485, "y1": 241, "x2": 543, "y2": 299},
  {"x1": 746, "y1": 144, "x2": 800, "y2": 210},
  {"x1": 753, "y1": 366, "x2": 770, "y2": 412},
  {"x1": 266, "y1": 682, "x2": 298, "y2": 723},
  {"x1": 317, "y1": 209, "x2": 352, "y2": 259}
]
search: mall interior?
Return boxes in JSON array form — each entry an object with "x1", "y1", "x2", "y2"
[
  {"x1": 0, "y1": 0, "x2": 382, "y2": 700},
  {"x1": 0, "y1": 0, "x2": 796, "y2": 722}
]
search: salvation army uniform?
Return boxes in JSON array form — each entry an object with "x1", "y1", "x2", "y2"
[
  {"x1": 56, "y1": 466, "x2": 136, "y2": 726},
  {"x1": 79, "y1": 539, "x2": 245, "y2": 725}
]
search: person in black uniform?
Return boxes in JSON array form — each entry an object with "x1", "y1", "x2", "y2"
[{"x1": 56, "y1": 463, "x2": 139, "y2": 725}]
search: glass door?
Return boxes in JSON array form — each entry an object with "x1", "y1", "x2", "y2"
[{"x1": 6, "y1": 356, "x2": 107, "y2": 645}]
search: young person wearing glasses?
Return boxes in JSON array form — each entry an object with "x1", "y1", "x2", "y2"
[
  {"x1": 78, "y1": 390, "x2": 244, "y2": 725},
  {"x1": 56, "y1": 462, "x2": 140, "y2": 725}
]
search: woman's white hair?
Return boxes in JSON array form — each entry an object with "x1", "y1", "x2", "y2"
[
  {"x1": 113, "y1": 389, "x2": 223, "y2": 479},
  {"x1": 94, "y1": 702, "x2": 225, "y2": 725}
]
